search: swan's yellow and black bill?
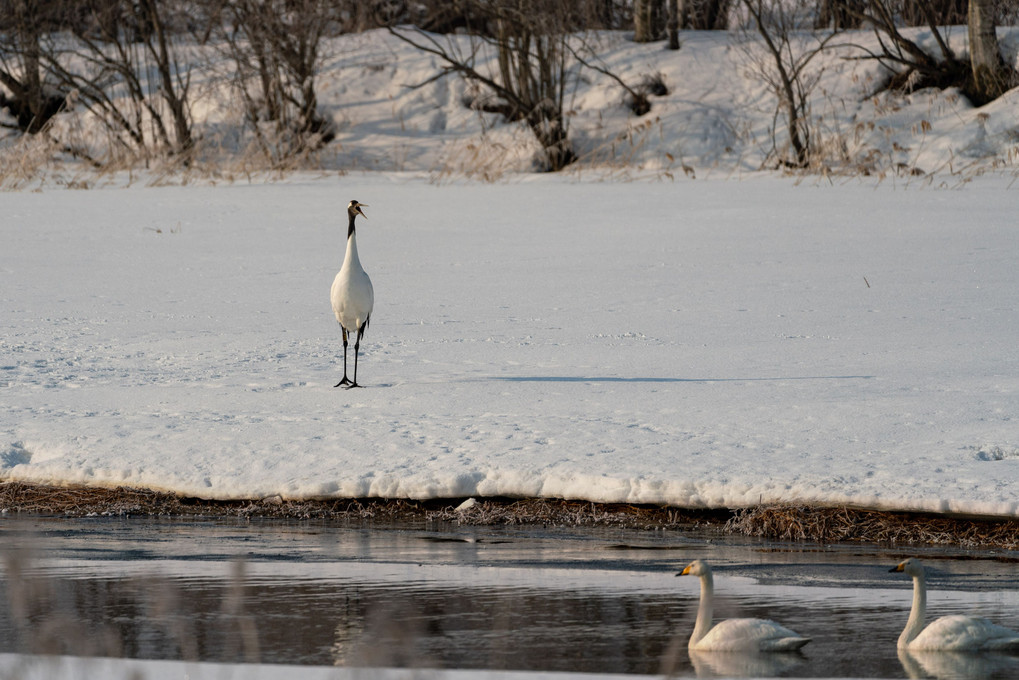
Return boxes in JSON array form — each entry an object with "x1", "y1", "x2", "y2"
[{"x1": 890, "y1": 562, "x2": 906, "y2": 572}]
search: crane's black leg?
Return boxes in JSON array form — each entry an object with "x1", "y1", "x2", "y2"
[
  {"x1": 334, "y1": 328, "x2": 351, "y2": 387},
  {"x1": 344, "y1": 319, "x2": 368, "y2": 389}
]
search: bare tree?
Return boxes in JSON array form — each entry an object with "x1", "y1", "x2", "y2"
[
  {"x1": 35, "y1": 0, "x2": 195, "y2": 159},
  {"x1": 216, "y1": 0, "x2": 337, "y2": 166},
  {"x1": 738, "y1": 0, "x2": 839, "y2": 168},
  {"x1": 390, "y1": 0, "x2": 583, "y2": 171},
  {"x1": 845, "y1": 0, "x2": 1015, "y2": 105},
  {"x1": 845, "y1": 1, "x2": 966, "y2": 91},
  {"x1": 0, "y1": 0, "x2": 66, "y2": 133}
]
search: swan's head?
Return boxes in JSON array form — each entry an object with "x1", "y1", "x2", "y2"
[
  {"x1": 891, "y1": 558, "x2": 924, "y2": 577},
  {"x1": 347, "y1": 200, "x2": 368, "y2": 221},
  {"x1": 678, "y1": 559, "x2": 710, "y2": 577}
]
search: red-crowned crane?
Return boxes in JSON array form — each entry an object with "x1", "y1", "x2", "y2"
[{"x1": 330, "y1": 200, "x2": 374, "y2": 388}]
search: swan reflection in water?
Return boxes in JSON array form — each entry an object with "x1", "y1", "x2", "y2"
[
  {"x1": 688, "y1": 649, "x2": 805, "y2": 678},
  {"x1": 897, "y1": 648, "x2": 1019, "y2": 680}
]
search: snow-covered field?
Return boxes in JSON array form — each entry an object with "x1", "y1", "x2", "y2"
[
  {"x1": 2, "y1": 28, "x2": 1019, "y2": 519},
  {"x1": 2, "y1": 173, "x2": 1018, "y2": 517}
]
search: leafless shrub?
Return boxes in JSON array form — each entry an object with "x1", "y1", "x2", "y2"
[
  {"x1": 566, "y1": 42, "x2": 667, "y2": 115},
  {"x1": 841, "y1": 0, "x2": 1017, "y2": 106},
  {"x1": 390, "y1": 0, "x2": 585, "y2": 171},
  {"x1": 0, "y1": 132, "x2": 60, "y2": 189},
  {"x1": 736, "y1": 0, "x2": 840, "y2": 168},
  {"x1": 37, "y1": 0, "x2": 196, "y2": 163},
  {"x1": 212, "y1": 0, "x2": 338, "y2": 168},
  {"x1": 843, "y1": 1, "x2": 967, "y2": 93},
  {"x1": 392, "y1": 1, "x2": 659, "y2": 171}
]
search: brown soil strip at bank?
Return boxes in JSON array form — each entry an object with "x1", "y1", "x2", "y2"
[{"x1": 3, "y1": 480, "x2": 1019, "y2": 549}]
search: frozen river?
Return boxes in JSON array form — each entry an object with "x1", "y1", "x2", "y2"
[{"x1": 2, "y1": 515, "x2": 1019, "y2": 679}]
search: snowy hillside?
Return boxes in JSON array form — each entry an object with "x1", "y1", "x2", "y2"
[
  {"x1": 2, "y1": 27, "x2": 1019, "y2": 184},
  {"x1": 316, "y1": 27, "x2": 1019, "y2": 178}
]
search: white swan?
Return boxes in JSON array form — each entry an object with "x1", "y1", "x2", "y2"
[
  {"x1": 678, "y1": 559, "x2": 811, "y2": 652},
  {"x1": 891, "y1": 557, "x2": 1019, "y2": 651}
]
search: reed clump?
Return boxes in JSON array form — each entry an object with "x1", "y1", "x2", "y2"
[
  {"x1": 5, "y1": 481, "x2": 1019, "y2": 549},
  {"x1": 0, "y1": 481, "x2": 722, "y2": 530},
  {"x1": 426, "y1": 497, "x2": 722, "y2": 530},
  {"x1": 725, "y1": 504, "x2": 1019, "y2": 550}
]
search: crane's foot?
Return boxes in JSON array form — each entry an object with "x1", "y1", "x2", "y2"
[
  {"x1": 334, "y1": 376, "x2": 352, "y2": 388},
  {"x1": 342, "y1": 381, "x2": 362, "y2": 389}
]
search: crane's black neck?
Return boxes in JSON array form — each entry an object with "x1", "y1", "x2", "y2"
[{"x1": 347, "y1": 212, "x2": 357, "y2": 239}]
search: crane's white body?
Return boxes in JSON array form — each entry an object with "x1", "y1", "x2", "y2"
[
  {"x1": 331, "y1": 228, "x2": 374, "y2": 333},
  {"x1": 893, "y1": 558, "x2": 1019, "y2": 651},
  {"x1": 680, "y1": 560, "x2": 811, "y2": 652}
]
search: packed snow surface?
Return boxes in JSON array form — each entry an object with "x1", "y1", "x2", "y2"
[{"x1": 2, "y1": 174, "x2": 1019, "y2": 517}]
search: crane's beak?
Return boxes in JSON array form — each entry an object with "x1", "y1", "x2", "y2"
[{"x1": 356, "y1": 204, "x2": 368, "y2": 219}]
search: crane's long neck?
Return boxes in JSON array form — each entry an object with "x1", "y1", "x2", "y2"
[
  {"x1": 343, "y1": 215, "x2": 361, "y2": 269},
  {"x1": 899, "y1": 571, "x2": 927, "y2": 648},
  {"x1": 690, "y1": 572, "x2": 714, "y2": 647}
]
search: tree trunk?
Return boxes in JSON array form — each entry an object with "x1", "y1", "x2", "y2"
[
  {"x1": 667, "y1": 0, "x2": 680, "y2": 49},
  {"x1": 968, "y1": 0, "x2": 1010, "y2": 102},
  {"x1": 634, "y1": 0, "x2": 664, "y2": 42}
]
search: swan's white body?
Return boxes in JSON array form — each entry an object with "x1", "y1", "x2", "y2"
[
  {"x1": 330, "y1": 200, "x2": 374, "y2": 388},
  {"x1": 892, "y1": 558, "x2": 1019, "y2": 651},
  {"x1": 679, "y1": 560, "x2": 811, "y2": 652}
]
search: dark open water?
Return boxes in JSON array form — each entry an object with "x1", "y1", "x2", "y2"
[{"x1": 2, "y1": 515, "x2": 1019, "y2": 678}]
